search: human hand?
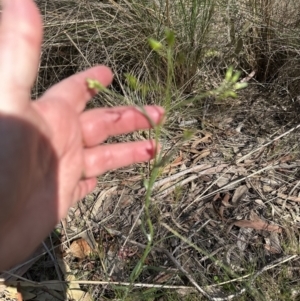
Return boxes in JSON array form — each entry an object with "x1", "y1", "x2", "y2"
[{"x1": 0, "y1": 0, "x2": 164, "y2": 270}]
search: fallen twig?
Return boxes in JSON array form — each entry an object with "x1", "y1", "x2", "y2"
[{"x1": 236, "y1": 124, "x2": 300, "y2": 164}]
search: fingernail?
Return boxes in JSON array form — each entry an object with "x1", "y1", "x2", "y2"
[
  {"x1": 156, "y1": 106, "x2": 165, "y2": 115},
  {"x1": 160, "y1": 114, "x2": 167, "y2": 125},
  {"x1": 153, "y1": 106, "x2": 166, "y2": 124},
  {"x1": 145, "y1": 140, "x2": 157, "y2": 158}
]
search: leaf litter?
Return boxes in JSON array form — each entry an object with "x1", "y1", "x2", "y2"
[{"x1": 2, "y1": 69, "x2": 300, "y2": 301}]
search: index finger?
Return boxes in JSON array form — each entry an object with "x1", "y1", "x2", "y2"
[{"x1": 40, "y1": 66, "x2": 113, "y2": 113}]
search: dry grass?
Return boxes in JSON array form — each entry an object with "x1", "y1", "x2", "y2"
[{"x1": 1, "y1": 0, "x2": 300, "y2": 300}]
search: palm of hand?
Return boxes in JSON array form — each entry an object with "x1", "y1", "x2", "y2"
[{"x1": 0, "y1": 0, "x2": 164, "y2": 270}]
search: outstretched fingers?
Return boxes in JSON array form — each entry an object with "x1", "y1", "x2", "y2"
[
  {"x1": 80, "y1": 105, "x2": 165, "y2": 147},
  {"x1": 83, "y1": 140, "x2": 157, "y2": 178},
  {"x1": 41, "y1": 66, "x2": 113, "y2": 113}
]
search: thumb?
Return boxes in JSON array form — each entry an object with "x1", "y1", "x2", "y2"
[{"x1": 0, "y1": 0, "x2": 42, "y2": 113}]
